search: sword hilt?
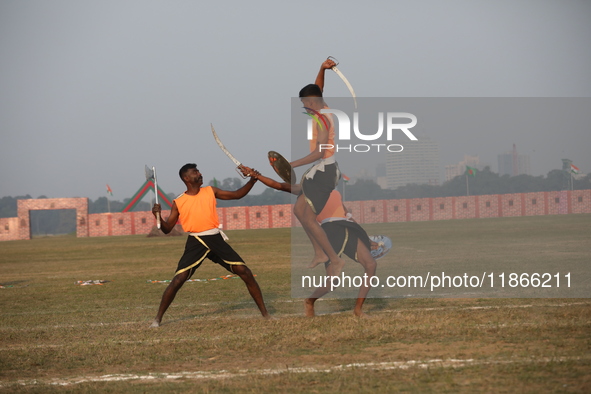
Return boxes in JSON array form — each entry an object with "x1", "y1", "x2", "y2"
[
  {"x1": 327, "y1": 56, "x2": 339, "y2": 67},
  {"x1": 235, "y1": 166, "x2": 247, "y2": 179}
]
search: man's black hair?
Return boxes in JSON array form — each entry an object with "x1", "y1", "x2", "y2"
[
  {"x1": 299, "y1": 84, "x2": 323, "y2": 98},
  {"x1": 179, "y1": 163, "x2": 197, "y2": 181}
]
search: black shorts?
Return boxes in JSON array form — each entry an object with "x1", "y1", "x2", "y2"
[
  {"x1": 175, "y1": 234, "x2": 245, "y2": 279},
  {"x1": 300, "y1": 162, "x2": 340, "y2": 214},
  {"x1": 321, "y1": 221, "x2": 371, "y2": 262}
]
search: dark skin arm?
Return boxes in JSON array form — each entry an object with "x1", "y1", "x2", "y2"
[
  {"x1": 152, "y1": 202, "x2": 180, "y2": 235},
  {"x1": 211, "y1": 175, "x2": 257, "y2": 200},
  {"x1": 315, "y1": 58, "x2": 337, "y2": 93},
  {"x1": 254, "y1": 173, "x2": 292, "y2": 193},
  {"x1": 240, "y1": 166, "x2": 299, "y2": 194}
]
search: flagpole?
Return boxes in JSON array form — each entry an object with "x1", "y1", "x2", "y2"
[
  {"x1": 466, "y1": 173, "x2": 469, "y2": 196},
  {"x1": 106, "y1": 184, "x2": 112, "y2": 213}
]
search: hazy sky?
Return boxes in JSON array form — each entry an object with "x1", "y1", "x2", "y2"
[{"x1": 1, "y1": 0, "x2": 590, "y2": 201}]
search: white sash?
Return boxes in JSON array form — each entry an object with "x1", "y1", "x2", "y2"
[
  {"x1": 190, "y1": 228, "x2": 229, "y2": 241},
  {"x1": 304, "y1": 156, "x2": 337, "y2": 180},
  {"x1": 319, "y1": 216, "x2": 353, "y2": 225}
]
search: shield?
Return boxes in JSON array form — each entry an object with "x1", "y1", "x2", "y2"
[
  {"x1": 268, "y1": 151, "x2": 296, "y2": 184},
  {"x1": 369, "y1": 235, "x2": 392, "y2": 260}
]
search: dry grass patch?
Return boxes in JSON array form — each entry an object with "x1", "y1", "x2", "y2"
[{"x1": 1, "y1": 216, "x2": 590, "y2": 392}]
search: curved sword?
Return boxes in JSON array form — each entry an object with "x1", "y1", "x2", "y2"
[
  {"x1": 328, "y1": 56, "x2": 357, "y2": 109},
  {"x1": 211, "y1": 124, "x2": 247, "y2": 178}
]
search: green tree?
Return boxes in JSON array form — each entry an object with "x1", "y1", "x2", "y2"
[
  {"x1": 345, "y1": 179, "x2": 385, "y2": 201},
  {"x1": 0, "y1": 196, "x2": 31, "y2": 218}
]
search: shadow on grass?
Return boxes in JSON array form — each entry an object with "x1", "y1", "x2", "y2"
[
  {"x1": 157, "y1": 296, "x2": 280, "y2": 327},
  {"x1": 0, "y1": 279, "x2": 29, "y2": 286}
]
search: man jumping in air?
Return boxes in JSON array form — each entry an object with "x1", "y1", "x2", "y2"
[
  {"x1": 241, "y1": 167, "x2": 378, "y2": 317},
  {"x1": 291, "y1": 58, "x2": 345, "y2": 276},
  {"x1": 150, "y1": 163, "x2": 270, "y2": 327}
]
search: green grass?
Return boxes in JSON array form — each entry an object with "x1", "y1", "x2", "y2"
[
  {"x1": 1, "y1": 215, "x2": 590, "y2": 392},
  {"x1": 292, "y1": 214, "x2": 591, "y2": 298}
]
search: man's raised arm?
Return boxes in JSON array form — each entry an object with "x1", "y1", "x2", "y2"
[
  {"x1": 212, "y1": 174, "x2": 258, "y2": 200},
  {"x1": 314, "y1": 58, "x2": 337, "y2": 93}
]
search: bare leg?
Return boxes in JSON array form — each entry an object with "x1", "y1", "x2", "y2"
[
  {"x1": 304, "y1": 298, "x2": 317, "y2": 317},
  {"x1": 151, "y1": 270, "x2": 190, "y2": 327},
  {"x1": 353, "y1": 239, "x2": 377, "y2": 317},
  {"x1": 294, "y1": 194, "x2": 345, "y2": 276},
  {"x1": 254, "y1": 181, "x2": 326, "y2": 267},
  {"x1": 304, "y1": 286, "x2": 331, "y2": 317},
  {"x1": 232, "y1": 265, "x2": 270, "y2": 318},
  {"x1": 302, "y1": 225, "x2": 329, "y2": 268},
  {"x1": 251, "y1": 181, "x2": 327, "y2": 267}
]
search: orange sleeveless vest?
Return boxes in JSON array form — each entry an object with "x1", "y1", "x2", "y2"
[{"x1": 174, "y1": 186, "x2": 219, "y2": 233}]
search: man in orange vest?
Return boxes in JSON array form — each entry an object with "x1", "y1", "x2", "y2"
[{"x1": 150, "y1": 163, "x2": 269, "y2": 327}]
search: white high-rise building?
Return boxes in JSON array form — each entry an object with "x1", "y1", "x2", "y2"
[
  {"x1": 445, "y1": 155, "x2": 481, "y2": 181},
  {"x1": 386, "y1": 137, "x2": 440, "y2": 189}
]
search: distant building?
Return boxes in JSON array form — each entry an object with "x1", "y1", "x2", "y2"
[
  {"x1": 498, "y1": 144, "x2": 530, "y2": 176},
  {"x1": 376, "y1": 162, "x2": 388, "y2": 189},
  {"x1": 445, "y1": 155, "x2": 481, "y2": 181},
  {"x1": 386, "y1": 136, "x2": 440, "y2": 189},
  {"x1": 376, "y1": 176, "x2": 388, "y2": 189}
]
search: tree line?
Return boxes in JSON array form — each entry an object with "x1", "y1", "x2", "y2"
[{"x1": 344, "y1": 167, "x2": 590, "y2": 201}]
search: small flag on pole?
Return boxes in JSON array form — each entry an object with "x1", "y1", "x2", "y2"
[
  {"x1": 571, "y1": 164, "x2": 580, "y2": 174},
  {"x1": 342, "y1": 174, "x2": 350, "y2": 183},
  {"x1": 106, "y1": 184, "x2": 113, "y2": 196},
  {"x1": 466, "y1": 166, "x2": 477, "y2": 177}
]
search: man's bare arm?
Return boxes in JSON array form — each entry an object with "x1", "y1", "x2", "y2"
[
  {"x1": 291, "y1": 124, "x2": 329, "y2": 168},
  {"x1": 152, "y1": 202, "x2": 180, "y2": 234},
  {"x1": 213, "y1": 176, "x2": 258, "y2": 200},
  {"x1": 257, "y1": 174, "x2": 293, "y2": 193},
  {"x1": 314, "y1": 58, "x2": 337, "y2": 92},
  {"x1": 240, "y1": 166, "x2": 301, "y2": 195}
]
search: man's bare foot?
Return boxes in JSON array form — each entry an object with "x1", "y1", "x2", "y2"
[
  {"x1": 150, "y1": 319, "x2": 161, "y2": 328},
  {"x1": 353, "y1": 310, "x2": 370, "y2": 318},
  {"x1": 327, "y1": 256, "x2": 345, "y2": 277},
  {"x1": 304, "y1": 298, "x2": 316, "y2": 317},
  {"x1": 307, "y1": 254, "x2": 329, "y2": 269}
]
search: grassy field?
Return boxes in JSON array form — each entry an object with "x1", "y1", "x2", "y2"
[{"x1": 1, "y1": 214, "x2": 590, "y2": 392}]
